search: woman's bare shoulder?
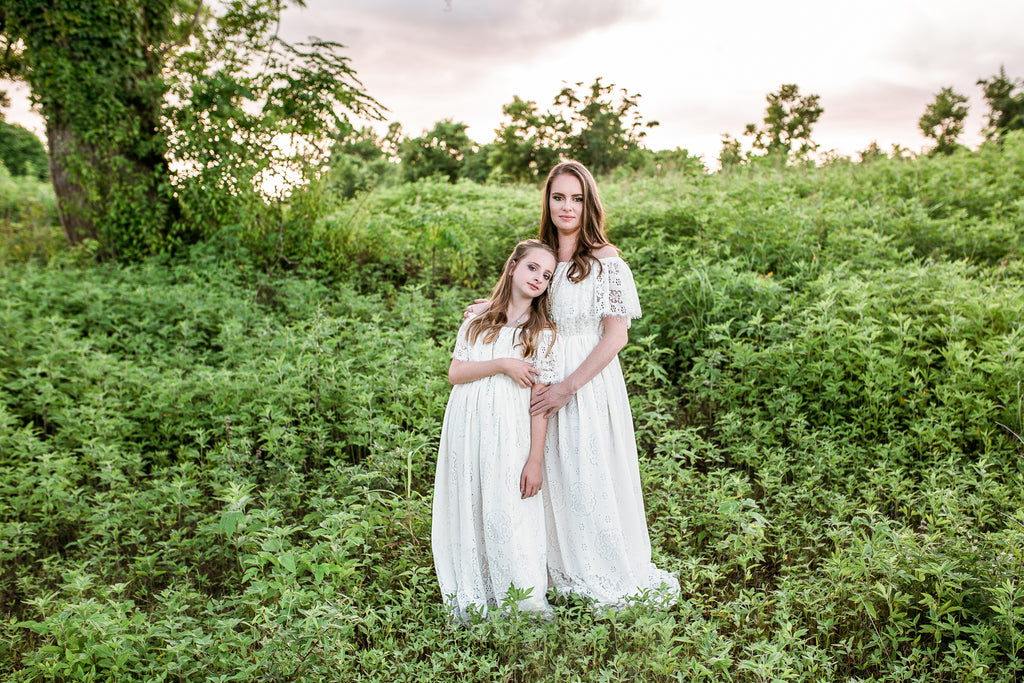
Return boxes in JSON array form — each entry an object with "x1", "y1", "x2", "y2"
[{"x1": 591, "y1": 243, "x2": 620, "y2": 259}]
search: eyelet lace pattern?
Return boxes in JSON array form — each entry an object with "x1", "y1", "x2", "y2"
[
  {"x1": 543, "y1": 256, "x2": 681, "y2": 607},
  {"x1": 433, "y1": 323, "x2": 556, "y2": 621}
]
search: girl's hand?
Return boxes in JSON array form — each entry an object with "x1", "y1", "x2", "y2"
[
  {"x1": 463, "y1": 298, "x2": 490, "y2": 320},
  {"x1": 503, "y1": 359, "x2": 539, "y2": 388},
  {"x1": 529, "y1": 381, "x2": 573, "y2": 418},
  {"x1": 520, "y1": 459, "x2": 543, "y2": 499}
]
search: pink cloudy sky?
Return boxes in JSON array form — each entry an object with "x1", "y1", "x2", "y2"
[{"x1": 6, "y1": 0, "x2": 1024, "y2": 166}]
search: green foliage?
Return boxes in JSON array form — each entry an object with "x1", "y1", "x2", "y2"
[
  {"x1": 488, "y1": 96, "x2": 563, "y2": 183},
  {"x1": 2, "y1": 0, "x2": 184, "y2": 258},
  {"x1": 165, "y1": 3, "x2": 382, "y2": 246},
  {"x1": 310, "y1": 178, "x2": 538, "y2": 289},
  {"x1": 399, "y1": 119, "x2": 482, "y2": 184},
  {"x1": 324, "y1": 123, "x2": 400, "y2": 199},
  {"x1": 2, "y1": 140, "x2": 1024, "y2": 681},
  {"x1": 977, "y1": 65, "x2": 1024, "y2": 142},
  {"x1": 615, "y1": 147, "x2": 707, "y2": 179},
  {"x1": 490, "y1": 78, "x2": 657, "y2": 181},
  {"x1": 0, "y1": 163, "x2": 62, "y2": 262},
  {"x1": 1, "y1": 0, "x2": 380, "y2": 261},
  {"x1": 919, "y1": 86, "x2": 970, "y2": 156},
  {"x1": 858, "y1": 140, "x2": 888, "y2": 163},
  {"x1": 0, "y1": 119, "x2": 46, "y2": 180},
  {"x1": 552, "y1": 78, "x2": 658, "y2": 175},
  {"x1": 743, "y1": 83, "x2": 824, "y2": 163},
  {"x1": 718, "y1": 133, "x2": 745, "y2": 169}
]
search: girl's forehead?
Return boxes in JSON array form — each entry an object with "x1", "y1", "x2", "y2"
[{"x1": 523, "y1": 248, "x2": 556, "y2": 267}]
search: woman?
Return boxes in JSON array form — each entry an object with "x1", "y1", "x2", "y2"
[{"x1": 472, "y1": 161, "x2": 679, "y2": 607}]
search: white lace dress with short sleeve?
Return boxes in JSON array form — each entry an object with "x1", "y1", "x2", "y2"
[
  {"x1": 431, "y1": 319, "x2": 558, "y2": 621},
  {"x1": 543, "y1": 256, "x2": 680, "y2": 607}
]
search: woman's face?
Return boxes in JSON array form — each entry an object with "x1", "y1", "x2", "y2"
[{"x1": 548, "y1": 173, "x2": 584, "y2": 236}]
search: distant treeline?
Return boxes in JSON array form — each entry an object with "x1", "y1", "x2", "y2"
[{"x1": 1, "y1": 1, "x2": 1022, "y2": 262}]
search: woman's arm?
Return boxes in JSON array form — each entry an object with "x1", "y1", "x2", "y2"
[
  {"x1": 528, "y1": 316, "x2": 628, "y2": 417},
  {"x1": 520, "y1": 383, "x2": 548, "y2": 498},
  {"x1": 464, "y1": 299, "x2": 491, "y2": 319},
  {"x1": 449, "y1": 358, "x2": 539, "y2": 387}
]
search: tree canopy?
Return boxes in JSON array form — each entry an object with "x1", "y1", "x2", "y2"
[
  {"x1": 0, "y1": 0, "x2": 380, "y2": 260},
  {"x1": 977, "y1": 66, "x2": 1024, "y2": 142},
  {"x1": 400, "y1": 119, "x2": 483, "y2": 184},
  {"x1": 744, "y1": 83, "x2": 823, "y2": 162},
  {"x1": 919, "y1": 86, "x2": 969, "y2": 156},
  {"x1": 489, "y1": 78, "x2": 656, "y2": 181}
]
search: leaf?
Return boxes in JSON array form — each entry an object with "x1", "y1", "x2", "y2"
[{"x1": 278, "y1": 551, "x2": 296, "y2": 574}]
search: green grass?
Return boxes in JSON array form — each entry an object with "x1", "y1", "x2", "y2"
[{"x1": 1, "y1": 136, "x2": 1023, "y2": 681}]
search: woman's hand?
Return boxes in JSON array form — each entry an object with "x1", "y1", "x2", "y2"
[
  {"x1": 520, "y1": 459, "x2": 543, "y2": 499},
  {"x1": 503, "y1": 359, "x2": 539, "y2": 387},
  {"x1": 529, "y1": 381, "x2": 574, "y2": 418},
  {"x1": 463, "y1": 298, "x2": 490, "y2": 320}
]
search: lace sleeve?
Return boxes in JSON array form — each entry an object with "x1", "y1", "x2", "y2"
[
  {"x1": 594, "y1": 257, "x2": 642, "y2": 326},
  {"x1": 451, "y1": 318, "x2": 473, "y2": 361},
  {"x1": 534, "y1": 329, "x2": 560, "y2": 384}
]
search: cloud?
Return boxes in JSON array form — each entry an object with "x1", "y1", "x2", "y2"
[
  {"x1": 6, "y1": 0, "x2": 1024, "y2": 162},
  {"x1": 277, "y1": 0, "x2": 659, "y2": 137},
  {"x1": 281, "y1": 0, "x2": 657, "y2": 62}
]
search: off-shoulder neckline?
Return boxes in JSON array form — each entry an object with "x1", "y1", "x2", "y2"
[{"x1": 557, "y1": 255, "x2": 625, "y2": 264}]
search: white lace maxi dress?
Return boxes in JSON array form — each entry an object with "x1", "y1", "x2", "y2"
[
  {"x1": 432, "y1": 320, "x2": 558, "y2": 621},
  {"x1": 543, "y1": 256, "x2": 680, "y2": 606}
]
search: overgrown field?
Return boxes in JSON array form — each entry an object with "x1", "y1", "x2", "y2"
[{"x1": 2, "y1": 137, "x2": 1023, "y2": 681}]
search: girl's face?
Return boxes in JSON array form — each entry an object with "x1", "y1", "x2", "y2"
[
  {"x1": 548, "y1": 173, "x2": 584, "y2": 236},
  {"x1": 511, "y1": 248, "x2": 557, "y2": 299}
]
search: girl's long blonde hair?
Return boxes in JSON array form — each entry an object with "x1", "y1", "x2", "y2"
[
  {"x1": 466, "y1": 239, "x2": 557, "y2": 359},
  {"x1": 538, "y1": 160, "x2": 616, "y2": 283}
]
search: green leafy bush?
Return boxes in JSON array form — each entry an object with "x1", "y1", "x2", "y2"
[
  {"x1": 0, "y1": 166, "x2": 62, "y2": 262},
  {"x1": 2, "y1": 140, "x2": 1022, "y2": 681}
]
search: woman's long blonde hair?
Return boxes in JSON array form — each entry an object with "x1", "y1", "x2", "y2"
[
  {"x1": 466, "y1": 239, "x2": 557, "y2": 359},
  {"x1": 538, "y1": 160, "x2": 616, "y2": 283}
]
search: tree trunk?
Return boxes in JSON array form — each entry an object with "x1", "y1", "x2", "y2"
[
  {"x1": 46, "y1": 119, "x2": 98, "y2": 246},
  {"x1": 45, "y1": 105, "x2": 179, "y2": 259},
  {"x1": 11, "y1": 1, "x2": 182, "y2": 259}
]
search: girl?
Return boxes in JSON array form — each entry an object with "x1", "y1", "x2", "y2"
[
  {"x1": 432, "y1": 239, "x2": 559, "y2": 622},
  {"x1": 469, "y1": 161, "x2": 680, "y2": 608}
]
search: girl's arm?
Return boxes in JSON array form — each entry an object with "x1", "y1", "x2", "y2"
[
  {"x1": 528, "y1": 315, "x2": 628, "y2": 417},
  {"x1": 449, "y1": 358, "x2": 539, "y2": 387},
  {"x1": 520, "y1": 383, "x2": 548, "y2": 499}
]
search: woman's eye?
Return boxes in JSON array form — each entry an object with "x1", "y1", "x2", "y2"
[{"x1": 573, "y1": 196, "x2": 583, "y2": 203}]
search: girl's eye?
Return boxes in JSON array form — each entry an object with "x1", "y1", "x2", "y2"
[
  {"x1": 543, "y1": 273, "x2": 550, "y2": 280},
  {"x1": 528, "y1": 264, "x2": 536, "y2": 270}
]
